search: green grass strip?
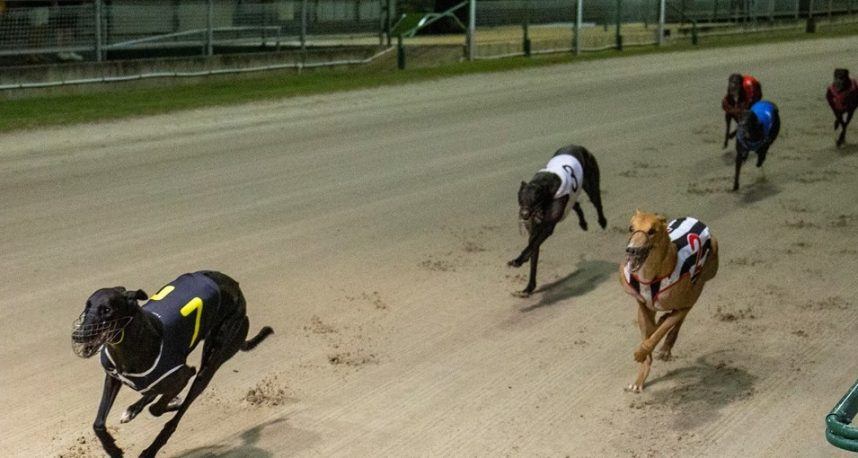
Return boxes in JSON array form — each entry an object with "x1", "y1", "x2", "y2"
[{"x1": 1, "y1": 22, "x2": 857, "y2": 132}]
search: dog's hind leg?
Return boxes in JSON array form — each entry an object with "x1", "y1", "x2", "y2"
[
  {"x1": 572, "y1": 202, "x2": 588, "y2": 231},
  {"x1": 93, "y1": 375, "x2": 124, "y2": 458},
  {"x1": 120, "y1": 393, "x2": 156, "y2": 423},
  {"x1": 140, "y1": 317, "x2": 249, "y2": 458},
  {"x1": 582, "y1": 156, "x2": 607, "y2": 229}
]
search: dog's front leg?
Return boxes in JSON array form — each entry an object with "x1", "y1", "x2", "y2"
[
  {"x1": 511, "y1": 223, "x2": 555, "y2": 296},
  {"x1": 627, "y1": 301, "x2": 656, "y2": 393},
  {"x1": 93, "y1": 375, "x2": 124, "y2": 458},
  {"x1": 732, "y1": 146, "x2": 747, "y2": 191},
  {"x1": 838, "y1": 109, "x2": 855, "y2": 146},
  {"x1": 723, "y1": 114, "x2": 733, "y2": 148}
]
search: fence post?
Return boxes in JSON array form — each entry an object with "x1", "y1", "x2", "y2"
[
  {"x1": 522, "y1": 20, "x2": 531, "y2": 56},
  {"x1": 769, "y1": 0, "x2": 774, "y2": 24},
  {"x1": 795, "y1": 0, "x2": 800, "y2": 19},
  {"x1": 574, "y1": 0, "x2": 582, "y2": 54},
  {"x1": 657, "y1": 0, "x2": 665, "y2": 44},
  {"x1": 397, "y1": 34, "x2": 405, "y2": 69},
  {"x1": 205, "y1": 0, "x2": 213, "y2": 56},
  {"x1": 301, "y1": 0, "x2": 308, "y2": 52},
  {"x1": 807, "y1": 0, "x2": 816, "y2": 32},
  {"x1": 387, "y1": 0, "x2": 394, "y2": 46},
  {"x1": 615, "y1": 0, "x2": 623, "y2": 50},
  {"x1": 468, "y1": 0, "x2": 476, "y2": 61},
  {"x1": 94, "y1": 0, "x2": 103, "y2": 61}
]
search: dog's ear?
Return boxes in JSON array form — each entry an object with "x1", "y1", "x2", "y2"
[
  {"x1": 123, "y1": 289, "x2": 147, "y2": 303},
  {"x1": 519, "y1": 181, "x2": 527, "y2": 192},
  {"x1": 656, "y1": 214, "x2": 668, "y2": 227}
]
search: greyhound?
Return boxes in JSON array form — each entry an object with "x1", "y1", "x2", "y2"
[
  {"x1": 734, "y1": 100, "x2": 780, "y2": 191},
  {"x1": 722, "y1": 73, "x2": 762, "y2": 148},
  {"x1": 508, "y1": 144, "x2": 607, "y2": 297},
  {"x1": 620, "y1": 210, "x2": 719, "y2": 392},
  {"x1": 71, "y1": 270, "x2": 273, "y2": 457},
  {"x1": 827, "y1": 68, "x2": 858, "y2": 147}
]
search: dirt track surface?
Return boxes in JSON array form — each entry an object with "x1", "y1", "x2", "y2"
[{"x1": 2, "y1": 37, "x2": 858, "y2": 457}]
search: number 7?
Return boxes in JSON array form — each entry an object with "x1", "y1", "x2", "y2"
[{"x1": 180, "y1": 297, "x2": 204, "y2": 348}]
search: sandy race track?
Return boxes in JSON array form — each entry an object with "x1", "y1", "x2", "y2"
[{"x1": 2, "y1": 37, "x2": 857, "y2": 457}]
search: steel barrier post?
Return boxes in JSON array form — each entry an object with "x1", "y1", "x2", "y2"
[
  {"x1": 205, "y1": 0, "x2": 213, "y2": 56},
  {"x1": 397, "y1": 34, "x2": 405, "y2": 69},
  {"x1": 615, "y1": 0, "x2": 623, "y2": 50},
  {"x1": 94, "y1": 0, "x2": 103, "y2": 61},
  {"x1": 468, "y1": 0, "x2": 476, "y2": 61},
  {"x1": 522, "y1": 20, "x2": 531, "y2": 57},
  {"x1": 301, "y1": 0, "x2": 308, "y2": 52},
  {"x1": 657, "y1": 0, "x2": 666, "y2": 44},
  {"x1": 574, "y1": 0, "x2": 582, "y2": 54}
]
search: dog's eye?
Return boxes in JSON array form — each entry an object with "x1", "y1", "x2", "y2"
[
  {"x1": 647, "y1": 228, "x2": 655, "y2": 235},
  {"x1": 628, "y1": 226, "x2": 633, "y2": 232},
  {"x1": 101, "y1": 306, "x2": 112, "y2": 315}
]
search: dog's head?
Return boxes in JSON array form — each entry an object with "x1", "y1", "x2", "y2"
[
  {"x1": 834, "y1": 68, "x2": 851, "y2": 92},
  {"x1": 71, "y1": 287, "x2": 147, "y2": 358},
  {"x1": 625, "y1": 209, "x2": 668, "y2": 273},
  {"x1": 517, "y1": 180, "x2": 552, "y2": 224},
  {"x1": 728, "y1": 73, "x2": 743, "y2": 98}
]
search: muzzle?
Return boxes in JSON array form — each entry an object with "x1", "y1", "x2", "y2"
[
  {"x1": 71, "y1": 312, "x2": 132, "y2": 358},
  {"x1": 625, "y1": 230, "x2": 652, "y2": 273}
]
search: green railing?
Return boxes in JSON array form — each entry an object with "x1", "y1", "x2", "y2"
[{"x1": 827, "y1": 379, "x2": 858, "y2": 452}]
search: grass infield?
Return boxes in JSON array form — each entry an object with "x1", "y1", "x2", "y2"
[{"x1": 1, "y1": 22, "x2": 857, "y2": 132}]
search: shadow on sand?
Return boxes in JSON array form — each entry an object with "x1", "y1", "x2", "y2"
[
  {"x1": 643, "y1": 351, "x2": 757, "y2": 430},
  {"x1": 174, "y1": 416, "x2": 317, "y2": 458},
  {"x1": 521, "y1": 259, "x2": 616, "y2": 312}
]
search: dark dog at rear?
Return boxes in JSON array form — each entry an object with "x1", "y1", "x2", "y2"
[
  {"x1": 71, "y1": 270, "x2": 273, "y2": 458},
  {"x1": 508, "y1": 145, "x2": 607, "y2": 297},
  {"x1": 827, "y1": 68, "x2": 858, "y2": 147}
]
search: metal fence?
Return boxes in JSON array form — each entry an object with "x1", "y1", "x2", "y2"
[
  {"x1": 0, "y1": 0, "x2": 393, "y2": 64},
  {"x1": 465, "y1": 0, "x2": 858, "y2": 59}
]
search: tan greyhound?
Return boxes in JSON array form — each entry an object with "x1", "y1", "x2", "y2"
[{"x1": 619, "y1": 210, "x2": 719, "y2": 393}]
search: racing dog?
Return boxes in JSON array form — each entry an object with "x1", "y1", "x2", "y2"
[
  {"x1": 722, "y1": 73, "x2": 762, "y2": 148},
  {"x1": 509, "y1": 144, "x2": 607, "y2": 297},
  {"x1": 71, "y1": 270, "x2": 273, "y2": 457},
  {"x1": 734, "y1": 99, "x2": 780, "y2": 191},
  {"x1": 620, "y1": 210, "x2": 719, "y2": 393},
  {"x1": 826, "y1": 68, "x2": 858, "y2": 147}
]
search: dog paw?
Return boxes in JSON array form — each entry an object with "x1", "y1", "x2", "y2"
[
  {"x1": 598, "y1": 217, "x2": 607, "y2": 229},
  {"x1": 511, "y1": 290, "x2": 532, "y2": 298},
  {"x1": 633, "y1": 346, "x2": 651, "y2": 363},
  {"x1": 120, "y1": 409, "x2": 136, "y2": 424},
  {"x1": 579, "y1": 221, "x2": 588, "y2": 231},
  {"x1": 625, "y1": 383, "x2": 644, "y2": 393},
  {"x1": 507, "y1": 259, "x2": 523, "y2": 268},
  {"x1": 166, "y1": 396, "x2": 183, "y2": 411},
  {"x1": 656, "y1": 350, "x2": 672, "y2": 361}
]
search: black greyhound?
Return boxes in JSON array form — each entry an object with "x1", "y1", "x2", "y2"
[
  {"x1": 827, "y1": 68, "x2": 858, "y2": 147},
  {"x1": 72, "y1": 270, "x2": 273, "y2": 458},
  {"x1": 734, "y1": 100, "x2": 780, "y2": 191},
  {"x1": 508, "y1": 145, "x2": 607, "y2": 297}
]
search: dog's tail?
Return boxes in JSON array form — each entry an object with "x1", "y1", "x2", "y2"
[{"x1": 241, "y1": 326, "x2": 274, "y2": 351}]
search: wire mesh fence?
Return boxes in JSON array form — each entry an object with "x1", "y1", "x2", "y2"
[
  {"x1": 467, "y1": 0, "x2": 858, "y2": 58},
  {"x1": 1, "y1": 0, "x2": 856, "y2": 66},
  {"x1": 0, "y1": 0, "x2": 392, "y2": 64}
]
